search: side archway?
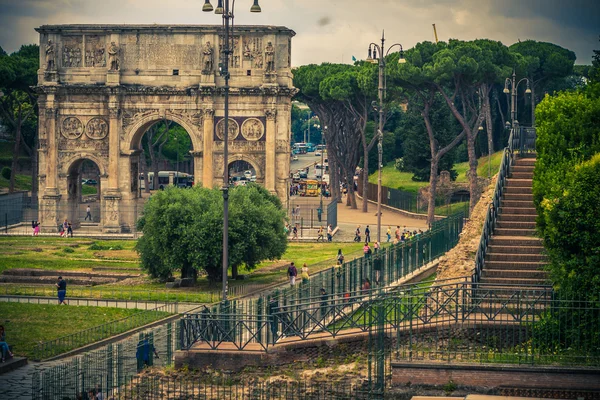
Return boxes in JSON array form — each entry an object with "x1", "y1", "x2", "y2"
[{"x1": 228, "y1": 154, "x2": 263, "y2": 183}]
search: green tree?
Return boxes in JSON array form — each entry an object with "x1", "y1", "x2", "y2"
[
  {"x1": 590, "y1": 35, "x2": 600, "y2": 83},
  {"x1": 294, "y1": 63, "x2": 366, "y2": 208},
  {"x1": 136, "y1": 185, "x2": 287, "y2": 282},
  {"x1": 510, "y1": 40, "x2": 576, "y2": 126},
  {"x1": 0, "y1": 44, "x2": 39, "y2": 194}
]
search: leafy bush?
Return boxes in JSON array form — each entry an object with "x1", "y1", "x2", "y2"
[
  {"x1": 88, "y1": 243, "x2": 123, "y2": 251},
  {"x1": 534, "y1": 83, "x2": 600, "y2": 298},
  {"x1": 63, "y1": 247, "x2": 75, "y2": 253},
  {"x1": 1, "y1": 167, "x2": 11, "y2": 180}
]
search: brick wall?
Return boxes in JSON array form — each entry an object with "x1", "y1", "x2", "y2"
[{"x1": 392, "y1": 362, "x2": 600, "y2": 391}]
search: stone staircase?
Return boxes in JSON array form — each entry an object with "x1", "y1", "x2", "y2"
[{"x1": 479, "y1": 157, "x2": 549, "y2": 289}]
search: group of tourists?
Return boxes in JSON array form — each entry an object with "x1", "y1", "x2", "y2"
[
  {"x1": 387, "y1": 225, "x2": 424, "y2": 244},
  {"x1": 59, "y1": 219, "x2": 74, "y2": 238}
]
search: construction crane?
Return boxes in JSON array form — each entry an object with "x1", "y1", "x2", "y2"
[{"x1": 432, "y1": 24, "x2": 439, "y2": 43}]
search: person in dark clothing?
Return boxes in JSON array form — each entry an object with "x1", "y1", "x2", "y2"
[
  {"x1": 136, "y1": 336, "x2": 159, "y2": 371},
  {"x1": 56, "y1": 276, "x2": 67, "y2": 305},
  {"x1": 365, "y1": 225, "x2": 371, "y2": 243}
]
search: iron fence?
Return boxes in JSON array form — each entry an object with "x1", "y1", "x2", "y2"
[
  {"x1": 180, "y1": 213, "x2": 465, "y2": 350},
  {"x1": 34, "y1": 303, "x2": 178, "y2": 361},
  {"x1": 32, "y1": 322, "x2": 179, "y2": 400}
]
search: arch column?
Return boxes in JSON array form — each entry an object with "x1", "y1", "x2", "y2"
[
  {"x1": 202, "y1": 109, "x2": 214, "y2": 188},
  {"x1": 104, "y1": 106, "x2": 122, "y2": 233},
  {"x1": 265, "y1": 109, "x2": 277, "y2": 192},
  {"x1": 40, "y1": 103, "x2": 61, "y2": 232},
  {"x1": 191, "y1": 151, "x2": 203, "y2": 187}
]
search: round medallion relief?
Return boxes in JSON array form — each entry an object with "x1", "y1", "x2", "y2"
[
  {"x1": 215, "y1": 118, "x2": 239, "y2": 141},
  {"x1": 85, "y1": 118, "x2": 108, "y2": 140},
  {"x1": 61, "y1": 117, "x2": 84, "y2": 139},
  {"x1": 241, "y1": 118, "x2": 264, "y2": 141}
]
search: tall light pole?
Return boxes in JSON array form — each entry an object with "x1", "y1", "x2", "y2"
[
  {"x1": 203, "y1": 0, "x2": 261, "y2": 302},
  {"x1": 504, "y1": 69, "x2": 531, "y2": 129},
  {"x1": 366, "y1": 31, "x2": 405, "y2": 244},
  {"x1": 319, "y1": 125, "x2": 326, "y2": 216}
]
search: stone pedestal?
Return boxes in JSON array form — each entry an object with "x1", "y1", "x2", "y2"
[
  {"x1": 40, "y1": 192, "x2": 61, "y2": 233},
  {"x1": 102, "y1": 193, "x2": 122, "y2": 233},
  {"x1": 106, "y1": 70, "x2": 120, "y2": 86}
]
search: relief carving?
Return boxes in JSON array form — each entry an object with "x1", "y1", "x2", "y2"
[
  {"x1": 167, "y1": 110, "x2": 203, "y2": 128},
  {"x1": 219, "y1": 36, "x2": 240, "y2": 68},
  {"x1": 106, "y1": 199, "x2": 119, "y2": 222},
  {"x1": 62, "y1": 36, "x2": 83, "y2": 68},
  {"x1": 85, "y1": 36, "x2": 106, "y2": 67},
  {"x1": 265, "y1": 109, "x2": 277, "y2": 120},
  {"x1": 85, "y1": 118, "x2": 108, "y2": 140},
  {"x1": 215, "y1": 118, "x2": 239, "y2": 141},
  {"x1": 122, "y1": 109, "x2": 159, "y2": 130},
  {"x1": 243, "y1": 37, "x2": 264, "y2": 69},
  {"x1": 276, "y1": 139, "x2": 289, "y2": 152},
  {"x1": 61, "y1": 117, "x2": 84, "y2": 139},
  {"x1": 214, "y1": 140, "x2": 265, "y2": 152},
  {"x1": 241, "y1": 118, "x2": 264, "y2": 141}
]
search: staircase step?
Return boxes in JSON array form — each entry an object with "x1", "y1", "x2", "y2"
[
  {"x1": 496, "y1": 221, "x2": 536, "y2": 230},
  {"x1": 484, "y1": 260, "x2": 546, "y2": 270},
  {"x1": 487, "y1": 245, "x2": 544, "y2": 254},
  {"x1": 505, "y1": 178, "x2": 533, "y2": 187},
  {"x1": 510, "y1": 172, "x2": 534, "y2": 179},
  {"x1": 486, "y1": 253, "x2": 546, "y2": 262},
  {"x1": 482, "y1": 269, "x2": 548, "y2": 279},
  {"x1": 489, "y1": 236, "x2": 542, "y2": 247},
  {"x1": 514, "y1": 157, "x2": 537, "y2": 165},
  {"x1": 472, "y1": 285, "x2": 552, "y2": 297},
  {"x1": 500, "y1": 207, "x2": 536, "y2": 215},
  {"x1": 501, "y1": 200, "x2": 535, "y2": 208},
  {"x1": 511, "y1": 165, "x2": 535, "y2": 173},
  {"x1": 504, "y1": 186, "x2": 532, "y2": 195},
  {"x1": 502, "y1": 193, "x2": 533, "y2": 201},
  {"x1": 479, "y1": 277, "x2": 549, "y2": 286},
  {"x1": 498, "y1": 214, "x2": 536, "y2": 222},
  {"x1": 494, "y1": 228, "x2": 537, "y2": 236}
]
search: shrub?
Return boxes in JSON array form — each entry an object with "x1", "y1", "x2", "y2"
[
  {"x1": 1, "y1": 167, "x2": 11, "y2": 180},
  {"x1": 63, "y1": 247, "x2": 75, "y2": 253}
]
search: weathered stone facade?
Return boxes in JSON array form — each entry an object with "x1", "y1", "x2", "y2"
[{"x1": 35, "y1": 25, "x2": 296, "y2": 233}]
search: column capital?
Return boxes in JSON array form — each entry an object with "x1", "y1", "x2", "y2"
[
  {"x1": 265, "y1": 109, "x2": 277, "y2": 120},
  {"x1": 108, "y1": 108, "x2": 121, "y2": 118},
  {"x1": 204, "y1": 109, "x2": 215, "y2": 117}
]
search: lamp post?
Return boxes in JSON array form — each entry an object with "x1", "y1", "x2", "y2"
[
  {"x1": 319, "y1": 125, "x2": 326, "y2": 216},
  {"x1": 203, "y1": 0, "x2": 261, "y2": 302},
  {"x1": 503, "y1": 69, "x2": 531, "y2": 129},
  {"x1": 174, "y1": 136, "x2": 179, "y2": 187},
  {"x1": 366, "y1": 31, "x2": 405, "y2": 244}
]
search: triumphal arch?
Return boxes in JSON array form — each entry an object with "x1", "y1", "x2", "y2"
[{"x1": 35, "y1": 25, "x2": 296, "y2": 233}]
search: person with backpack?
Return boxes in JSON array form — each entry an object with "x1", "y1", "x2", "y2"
[
  {"x1": 287, "y1": 262, "x2": 298, "y2": 287},
  {"x1": 336, "y1": 249, "x2": 345, "y2": 265},
  {"x1": 365, "y1": 225, "x2": 371, "y2": 243}
]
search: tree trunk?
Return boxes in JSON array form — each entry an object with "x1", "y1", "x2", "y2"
[
  {"x1": 346, "y1": 169, "x2": 357, "y2": 209},
  {"x1": 232, "y1": 264, "x2": 238, "y2": 280},
  {"x1": 466, "y1": 132, "x2": 478, "y2": 213},
  {"x1": 9, "y1": 110, "x2": 22, "y2": 193},
  {"x1": 495, "y1": 89, "x2": 506, "y2": 131},
  {"x1": 484, "y1": 86, "x2": 494, "y2": 177},
  {"x1": 361, "y1": 142, "x2": 369, "y2": 212},
  {"x1": 427, "y1": 156, "x2": 439, "y2": 226},
  {"x1": 181, "y1": 264, "x2": 198, "y2": 282}
]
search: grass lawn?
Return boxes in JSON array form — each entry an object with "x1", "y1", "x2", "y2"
[
  {"x1": 369, "y1": 150, "x2": 504, "y2": 191},
  {"x1": 81, "y1": 185, "x2": 97, "y2": 195},
  {"x1": 0, "y1": 173, "x2": 32, "y2": 191},
  {"x1": 0, "y1": 302, "x2": 171, "y2": 359},
  {"x1": 0, "y1": 237, "x2": 376, "y2": 302}
]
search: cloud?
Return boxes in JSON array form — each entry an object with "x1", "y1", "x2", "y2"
[{"x1": 0, "y1": 0, "x2": 597, "y2": 65}]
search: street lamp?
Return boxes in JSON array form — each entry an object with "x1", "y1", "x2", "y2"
[
  {"x1": 366, "y1": 31, "x2": 404, "y2": 245},
  {"x1": 319, "y1": 126, "x2": 327, "y2": 218},
  {"x1": 503, "y1": 69, "x2": 531, "y2": 129},
  {"x1": 174, "y1": 136, "x2": 179, "y2": 187},
  {"x1": 203, "y1": 0, "x2": 261, "y2": 302}
]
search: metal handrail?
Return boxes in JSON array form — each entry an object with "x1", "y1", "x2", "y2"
[{"x1": 472, "y1": 128, "x2": 517, "y2": 285}]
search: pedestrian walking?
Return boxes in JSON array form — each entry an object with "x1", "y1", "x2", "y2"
[
  {"x1": 33, "y1": 221, "x2": 40, "y2": 236},
  {"x1": 365, "y1": 225, "x2": 371, "y2": 243},
  {"x1": 386, "y1": 226, "x2": 392, "y2": 243},
  {"x1": 327, "y1": 224, "x2": 333, "y2": 242},
  {"x1": 373, "y1": 253, "x2": 382, "y2": 285},
  {"x1": 294, "y1": 204, "x2": 300, "y2": 221},
  {"x1": 56, "y1": 276, "x2": 67, "y2": 305},
  {"x1": 136, "y1": 335, "x2": 159, "y2": 371},
  {"x1": 317, "y1": 226, "x2": 324, "y2": 242},
  {"x1": 363, "y1": 242, "x2": 372, "y2": 258},
  {"x1": 374, "y1": 241, "x2": 380, "y2": 253},
  {"x1": 287, "y1": 262, "x2": 298, "y2": 287},
  {"x1": 354, "y1": 225, "x2": 361, "y2": 242},
  {"x1": 85, "y1": 205, "x2": 92, "y2": 221},
  {"x1": 292, "y1": 224, "x2": 298, "y2": 240},
  {"x1": 67, "y1": 221, "x2": 73, "y2": 238},
  {"x1": 336, "y1": 249, "x2": 345, "y2": 265},
  {"x1": 61, "y1": 219, "x2": 68, "y2": 238},
  {"x1": 320, "y1": 288, "x2": 328, "y2": 318},
  {"x1": 301, "y1": 263, "x2": 310, "y2": 284}
]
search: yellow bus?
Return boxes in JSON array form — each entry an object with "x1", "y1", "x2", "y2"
[{"x1": 299, "y1": 179, "x2": 319, "y2": 197}]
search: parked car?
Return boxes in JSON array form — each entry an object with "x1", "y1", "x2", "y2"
[
  {"x1": 315, "y1": 151, "x2": 321, "y2": 156},
  {"x1": 250, "y1": 175, "x2": 257, "y2": 182},
  {"x1": 244, "y1": 170, "x2": 253, "y2": 179},
  {"x1": 231, "y1": 176, "x2": 249, "y2": 186},
  {"x1": 292, "y1": 155, "x2": 299, "y2": 161},
  {"x1": 298, "y1": 169, "x2": 308, "y2": 179},
  {"x1": 85, "y1": 179, "x2": 98, "y2": 185}
]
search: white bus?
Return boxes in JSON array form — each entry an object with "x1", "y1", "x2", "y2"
[{"x1": 140, "y1": 171, "x2": 193, "y2": 190}]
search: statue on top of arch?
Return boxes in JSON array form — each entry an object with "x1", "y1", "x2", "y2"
[
  {"x1": 108, "y1": 42, "x2": 120, "y2": 71},
  {"x1": 202, "y1": 41, "x2": 213, "y2": 74}
]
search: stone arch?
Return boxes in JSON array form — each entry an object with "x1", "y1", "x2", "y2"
[
  {"x1": 228, "y1": 154, "x2": 263, "y2": 181},
  {"x1": 61, "y1": 152, "x2": 108, "y2": 177},
  {"x1": 62, "y1": 156, "x2": 105, "y2": 228},
  {"x1": 124, "y1": 111, "x2": 202, "y2": 152}
]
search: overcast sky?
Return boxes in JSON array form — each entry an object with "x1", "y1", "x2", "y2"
[{"x1": 1, "y1": 0, "x2": 598, "y2": 66}]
